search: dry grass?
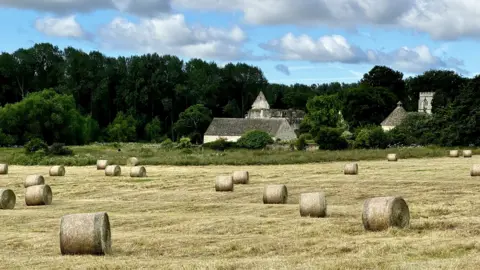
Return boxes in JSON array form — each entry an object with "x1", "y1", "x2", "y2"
[{"x1": 2, "y1": 157, "x2": 480, "y2": 269}]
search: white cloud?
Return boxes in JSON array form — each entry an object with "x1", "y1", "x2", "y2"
[
  {"x1": 98, "y1": 14, "x2": 250, "y2": 60},
  {"x1": 0, "y1": 0, "x2": 170, "y2": 16},
  {"x1": 262, "y1": 33, "x2": 466, "y2": 74},
  {"x1": 35, "y1": 15, "x2": 85, "y2": 38},
  {"x1": 173, "y1": 0, "x2": 480, "y2": 40}
]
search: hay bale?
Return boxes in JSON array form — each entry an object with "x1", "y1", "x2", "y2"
[
  {"x1": 130, "y1": 166, "x2": 146, "y2": 177},
  {"x1": 362, "y1": 196, "x2": 410, "y2": 231},
  {"x1": 50, "y1": 165, "x2": 65, "y2": 176},
  {"x1": 449, "y1": 150, "x2": 459, "y2": 157},
  {"x1": 387, "y1": 154, "x2": 398, "y2": 161},
  {"x1": 105, "y1": 165, "x2": 121, "y2": 176},
  {"x1": 215, "y1": 176, "x2": 233, "y2": 192},
  {"x1": 96, "y1": 160, "x2": 108, "y2": 170},
  {"x1": 263, "y1": 184, "x2": 288, "y2": 204},
  {"x1": 24, "y1": 175, "x2": 45, "y2": 188},
  {"x1": 0, "y1": 164, "x2": 8, "y2": 174},
  {"x1": 344, "y1": 163, "x2": 358, "y2": 175},
  {"x1": 299, "y1": 192, "x2": 327, "y2": 217},
  {"x1": 0, "y1": 188, "x2": 15, "y2": 209},
  {"x1": 59, "y1": 212, "x2": 111, "y2": 255},
  {"x1": 127, "y1": 157, "x2": 139, "y2": 166},
  {"x1": 232, "y1": 171, "x2": 249, "y2": 184},
  {"x1": 463, "y1": 150, "x2": 473, "y2": 158},
  {"x1": 25, "y1": 184, "x2": 52, "y2": 206},
  {"x1": 471, "y1": 165, "x2": 480, "y2": 176}
]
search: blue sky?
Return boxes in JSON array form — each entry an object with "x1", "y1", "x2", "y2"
[{"x1": 1, "y1": 0, "x2": 479, "y2": 85}]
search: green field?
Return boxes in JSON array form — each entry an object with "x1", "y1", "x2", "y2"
[{"x1": 0, "y1": 143, "x2": 475, "y2": 166}]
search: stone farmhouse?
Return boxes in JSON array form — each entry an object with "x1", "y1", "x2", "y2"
[
  {"x1": 381, "y1": 92, "x2": 434, "y2": 131},
  {"x1": 203, "y1": 91, "x2": 304, "y2": 143}
]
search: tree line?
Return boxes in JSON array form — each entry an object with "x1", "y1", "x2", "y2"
[{"x1": 0, "y1": 43, "x2": 476, "y2": 148}]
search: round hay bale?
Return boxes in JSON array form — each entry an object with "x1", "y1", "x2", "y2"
[
  {"x1": 0, "y1": 164, "x2": 8, "y2": 174},
  {"x1": 362, "y1": 196, "x2": 410, "y2": 231},
  {"x1": 232, "y1": 171, "x2": 249, "y2": 184},
  {"x1": 449, "y1": 150, "x2": 459, "y2": 157},
  {"x1": 387, "y1": 154, "x2": 398, "y2": 162},
  {"x1": 49, "y1": 165, "x2": 65, "y2": 176},
  {"x1": 299, "y1": 192, "x2": 327, "y2": 218},
  {"x1": 25, "y1": 184, "x2": 52, "y2": 206},
  {"x1": 127, "y1": 157, "x2": 139, "y2": 166},
  {"x1": 263, "y1": 184, "x2": 288, "y2": 204},
  {"x1": 215, "y1": 176, "x2": 233, "y2": 192},
  {"x1": 130, "y1": 166, "x2": 146, "y2": 177},
  {"x1": 344, "y1": 163, "x2": 358, "y2": 175},
  {"x1": 24, "y1": 175, "x2": 45, "y2": 188},
  {"x1": 105, "y1": 165, "x2": 121, "y2": 176},
  {"x1": 59, "y1": 212, "x2": 111, "y2": 255},
  {"x1": 463, "y1": 150, "x2": 473, "y2": 158},
  {"x1": 0, "y1": 188, "x2": 15, "y2": 209},
  {"x1": 470, "y1": 165, "x2": 480, "y2": 176},
  {"x1": 96, "y1": 160, "x2": 108, "y2": 170}
]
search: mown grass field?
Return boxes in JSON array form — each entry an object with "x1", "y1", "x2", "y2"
[{"x1": 2, "y1": 155, "x2": 480, "y2": 269}]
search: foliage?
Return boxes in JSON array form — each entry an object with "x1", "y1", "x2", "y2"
[
  {"x1": 160, "y1": 138, "x2": 174, "y2": 149},
  {"x1": 24, "y1": 138, "x2": 48, "y2": 154},
  {"x1": 105, "y1": 112, "x2": 138, "y2": 142},
  {"x1": 353, "y1": 126, "x2": 390, "y2": 149},
  {"x1": 145, "y1": 117, "x2": 163, "y2": 143},
  {"x1": 295, "y1": 133, "x2": 313, "y2": 150},
  {"x1": 48, "y1": 143, "x2": 74, "y2": 156},
  {"x1": 340, "y1": 84, "x2": 397, "y2": 128},
  {"x1": 315, "y1": 127, "x2": 349, "y2": 150},
  {"x1": 177, "y1": 137, "x2": 193, "y2": 149},
  {"x1": 173, "y1": 104, "x2": 212, "y2": 143},
  {"x1": 302, "y1": 94, "x2": 342, "y2": 134},
  {"x1": 203, "y1": 138, "x2": 235, "y2": 151},
  {"x1": 236, "y1": 130, "x2": 274, "y2": 149}
]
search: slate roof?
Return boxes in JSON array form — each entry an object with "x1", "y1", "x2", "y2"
[
  {"x1": 204, "y1": 118, "x2": 287, "y2": 136},
  {"x1": 381, "y1": 101, "x2": 408, "y2": 126}
]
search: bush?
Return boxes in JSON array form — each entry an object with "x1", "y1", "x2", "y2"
[
  {"x1": 177, "y1": 137, "x2": 192, "y2": 149},
  {"x1": 315, "y1": 127, "x2": 349, "y2": 150},
  {"x1": 106, "y1": 112, "x2": 138, "y2": 142},
  {"x1": 354, "y1": 126, "x2": 390, "y2": 149},
  {"x1": 160, "y1": 138, "x2": 174, "y2": 149},
  {"x1": 144, "y1": 117, "x2": 163, "y2": 143},
  {"x1": 24, "y1": 138, "x2": 48, "y2": 154},
  {"x1": 203, "y1": 138, "x2": 234, "y2": 151},
  {"x1": 48, "y1": 143, "x2": 74, "y2": 156},
  {"x1": 236, "y1": 130, "x2": 274, "y2": 149},
  {"x1": 295, "y1": 133, "x2": 312, "y2": 151}
]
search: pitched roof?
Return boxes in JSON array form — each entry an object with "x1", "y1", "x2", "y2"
[
  {"x1": 204, "y1": 118, "x2": 287, "y2": 136},
  {"x1": 251, "y1": 91, "x2": 270, "y2": 110},
  {"x1": 381, "y1": 101, "x2": 408, "y2": 126}
]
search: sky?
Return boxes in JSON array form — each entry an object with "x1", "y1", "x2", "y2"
[{"x1": 1, "y1": 0, "x2": 480, "y2": 85}]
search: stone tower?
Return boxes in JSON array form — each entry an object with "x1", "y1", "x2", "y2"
[{"x1": 418, "y1": 92, "x2": 434, "y2": 114}]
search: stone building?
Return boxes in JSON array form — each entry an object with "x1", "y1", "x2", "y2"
[
  {"x1": 203, "y1": 118, "x2": 297, "y2": 143},
  {"x1": 245, "y1": 91, "x2": 305, "y2": 130},
  {"x1": 381, "y1": 92, "x2": 435, "y2": 131},
  {"x1": 203, "y1": 91, "x2": 302, "y2": 143}
]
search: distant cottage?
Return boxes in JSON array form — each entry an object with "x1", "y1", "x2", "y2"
[{"x1": 203, "y1": 91, "x2": 303, "y2": 143}]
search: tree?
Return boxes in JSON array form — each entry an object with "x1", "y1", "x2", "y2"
[
  {"x1": 301, "y1": 94, "x2": 343, "y2": 135},
  {"x1": 361, "y1": 65, "x2": 406, "y2": 104},
  {"x1": 340, "y1": 84, "x2": 397, "y2": 128},
  {"x1": 173, "y1": 104, "x2": 212, "y2": 143},
  {"x1": 105, "y1": 112, "x2": 138, "y2": 142}
]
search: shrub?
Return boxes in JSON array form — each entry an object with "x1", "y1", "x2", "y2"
[
  {"x1": 177, "y1": 137, "x2": 192, "y2": 149},
  {"x1": 296, "y1": 133, "x2": 313, "y2": 151},
  {"x1": 354, "y1": 126, "x2": 390, "y2": 149},
  {"x1": 24, "y1": 138, "x2": 48, "y2": 154},
  {"x1": 144, "y1": 117, "x2": 163, "y2": 143},
  {"x1": 315, "y1": 127, "x2": 349, "y2": 150},
  {"x1": 160, "y1": 138, "x2": 174, "y2": 149},
  {"x1": 203, "y1": 138, "x2": 234, "y2": 151},
  {"x1": 48, "y1": 143, "x2": 74, "y2": 156},
  {"x1": 236, "y1": 130, "x2": 274, "y2": 149}
]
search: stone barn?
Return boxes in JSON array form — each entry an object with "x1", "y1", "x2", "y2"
[
  {"x1": 203, "y1": 118, "x2": 297, "y2": 143},
  {"x1": 380, "y1": 101, "x2": 408, "y2": 131}
]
